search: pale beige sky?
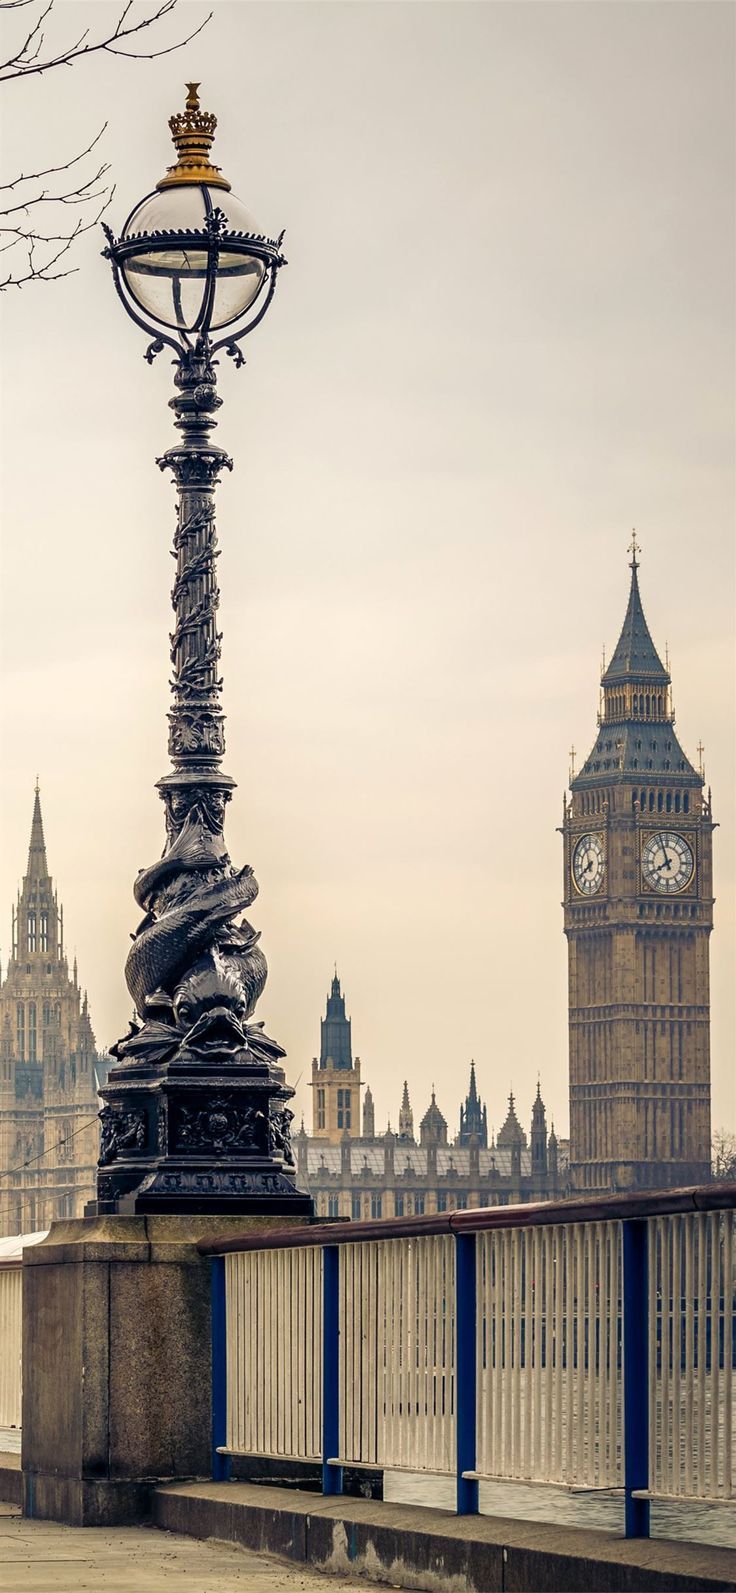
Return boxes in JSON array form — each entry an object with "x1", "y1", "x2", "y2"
[{"x1": 0, "y1": 1, "x2": 734, "y2": 1140}]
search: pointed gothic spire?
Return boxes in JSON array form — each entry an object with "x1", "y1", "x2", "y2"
[
  {"x1": 603, "y1": 543, "x2": 669, "y2": 685},
  {"x1": 398, "y1": 1079, "x2": 414, "y2": 1143},
  {"x1": 25, "y1": 781, "x2": 50, "y2": 882},
  {"x1": 458, "y1": 1059, "x2": 487, "y2": 1147}
]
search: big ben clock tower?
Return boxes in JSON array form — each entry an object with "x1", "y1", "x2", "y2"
[{"x1": 563, "y1": 538, "x2": 713, "y2": 1193}]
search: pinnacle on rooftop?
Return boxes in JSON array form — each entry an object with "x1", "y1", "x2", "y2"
[
  {"x1": 25, "y1": 782, "x2": 50, "y2": 882},
  {"x1": 602, "y1": 549, "x2": 669, "y2": 685}
]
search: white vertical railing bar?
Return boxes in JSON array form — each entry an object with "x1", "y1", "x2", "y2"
[
  {"x1": 723, "y1": 1214, "x2": 733, "y2": 1497},
  {"x1": 475, "y1": 1223, "x2": 622, "y2": 1488},
  {"x1": 225, "y1": 1248, "x2": 323, "y2": 1461},
  {"x1": 0, "y1": 1268, "x2": 22, "y2": 1430},
  {"x1": 336, "y1": 1235, "x2": 455, "y2": 1474},
  {"x1": 648, "y1": 1210, "x2": 735, "y2": 1502}
]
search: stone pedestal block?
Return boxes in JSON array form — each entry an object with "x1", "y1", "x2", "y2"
[{"x1": 21, "y1": 1212, "x2": 306, "y2": 1526}]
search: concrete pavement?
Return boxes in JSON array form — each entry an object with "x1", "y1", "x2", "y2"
[{"x1": 0, "y1": 1503, "x2": 367, "y2": 1592}]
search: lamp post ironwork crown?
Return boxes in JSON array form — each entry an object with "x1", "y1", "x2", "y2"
[{"x1": 93, "y1": 85, "x2": 312, "y2": 1214}]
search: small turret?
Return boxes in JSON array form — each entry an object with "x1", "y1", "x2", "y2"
[
  {"x1": 362, "y1": 1083, "x2": 375, "y2": 1140},
  {"x1": 458, "y1": 1060, "x2": 488, "y2": 1148},
  {"x1": 548, "y1": 1121, "x2": 559, "y2": 1181},
  {"x1": 530, "y1": 1080, "x2": 548, "y2": 1178},
  {"x1": 398, "y1": 1080, "x2": 415, "y2": 1143},
  {"x1": 420, "y1": 1087, "x2": 448, "y2": 1148}
]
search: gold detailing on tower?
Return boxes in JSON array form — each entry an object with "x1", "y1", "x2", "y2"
[
  {"x1": 157, "y1": 83, "x2": 231, "y2": 192},
  {"x1": 628, "y1": 528, "x2": 640, "y2": 567}
]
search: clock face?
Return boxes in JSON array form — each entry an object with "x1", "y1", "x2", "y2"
[
  {"x1": 572, "y1": 833, "x2": 605, "y2": 896},
  {"x1": 641, "y1": 831, "x2": 694, "y2": 894}
]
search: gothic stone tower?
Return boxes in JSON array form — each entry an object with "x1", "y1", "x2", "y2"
[
  {"x1": 563, "y1": 547, "x2": 713, "y2": 1193},
  {"x1": 0, "y1": 787, "x2": 102, "y2": 1234},
  {"x1": 310, "y1": 973, "x2": 362, "y2": 1142}
]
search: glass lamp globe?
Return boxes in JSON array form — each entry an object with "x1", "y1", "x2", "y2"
[
  {"x1": 120, "y1": 186, "x2": 267, "y2": 335},
  {"x1": 117, "y1": 84, "x2": 273, "y2": 338}
]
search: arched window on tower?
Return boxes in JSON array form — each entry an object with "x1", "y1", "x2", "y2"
[
  {"x1": 40, "y1": 911, "x2": 48, "y2": 952},
  {"x1": 28, "y1": 1002, "x2": 37, "y2": 1063},
  {"x1": 683, "y1": 793, "x2": 689, "y2": 813},
  {"x1": 674, "y1": 793, "x2": 681, "y2": 812},
  {"x1": 27, "y1": 912, "x2": 36, "y2": 952},
  {"x1": 16, "y1": 1003, "x2": 25, "y2": 1061}
]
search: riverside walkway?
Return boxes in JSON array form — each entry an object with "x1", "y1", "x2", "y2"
[{"x1": 0, "y1": 1502, "x2": 366, "y2": 1593}]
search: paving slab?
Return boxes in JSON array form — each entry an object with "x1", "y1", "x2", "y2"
[{"x1": 0, "y1": 1503, "x2": 366, "y2": 1592}]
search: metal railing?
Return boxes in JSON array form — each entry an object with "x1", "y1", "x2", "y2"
[
  {"x1": 0, "y1": 1231, "x2": 46, "y2": 1433},
  {"x1": 0, "y1": 1266, "x2": 22, "y2": 1430},
  {"x1": 200, "y1": 1183, "x2": 736, "y2": 1539}
]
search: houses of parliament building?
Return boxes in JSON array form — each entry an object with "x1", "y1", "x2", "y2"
[
  {"x1": 0, "y1": 548, "x2": 715, "y2": 1232},
  {"x1": 0, "y1": 788, "x2": 106, "y2": 1238}
]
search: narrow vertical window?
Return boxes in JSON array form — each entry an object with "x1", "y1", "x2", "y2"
[
  {"x1": 28, "y1": 1002, "x2": 37, "y2": 1063},
  {"x1": 316, "y1": 1086, "x2": 325, "y2": 1131},
  {"x1": 40, "y1": 912, "x2": 48, "y2": 952},
  {"x1": 27, "y1": 912, "x2": 36, "y2": 952},
  {"x1": 16, "y1": 1003, "x2": 25, "y2": 1061}
]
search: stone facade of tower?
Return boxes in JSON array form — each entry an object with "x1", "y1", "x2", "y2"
[
  {"x1": 309, "y1": 974, "x2": 362, "y2": 1142},
  {"x1": 563, "y1": 552, "x2": 713, "y2": 1194},
  {"x1": 300, "y1": 988, "x2": 565, "y2": 1217},
  {"x1": 0, "y1": 789, "x2": 104, "y2": 1235}
]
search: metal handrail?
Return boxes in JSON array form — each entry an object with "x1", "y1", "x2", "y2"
[{"x1": 198, "y1": 1180, "x2": 736, "y2": 1255}]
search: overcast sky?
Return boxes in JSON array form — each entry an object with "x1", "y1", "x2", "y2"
[{"x1": 0, "y1": 1, "x2": 734, "y2": 1141}]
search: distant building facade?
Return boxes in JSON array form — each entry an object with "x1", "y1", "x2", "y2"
[
  {"x1": 299, "y1": 974, "x2": 566, "y2": 1218},
  {"x1": 0, "y1": 788, "x2": 105, "y2": 1235},
  {"x1": 563, "y1": 547, "x2": 713, "y2": 1194}
]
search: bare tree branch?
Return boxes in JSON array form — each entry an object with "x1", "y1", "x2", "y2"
[
  {"x1": 0, "y1": 188, "x2": 113, "y2": 287},
  {"x1": 0, "y1": 1, "x2": 211, "y2": 289},
  {"x1": 0, "y1": 0, "x2": 211, "y2": 82},
  {"x1": 0, "y1": 123, "x2": 107, "y2": 191}
]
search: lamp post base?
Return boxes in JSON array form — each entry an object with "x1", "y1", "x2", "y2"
[{"x1": 89, "y1": 1049, "x2": 314, "y2": 1218}]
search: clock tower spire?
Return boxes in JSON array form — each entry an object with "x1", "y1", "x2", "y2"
[{"x1": 563, "y1": 543, "x2": 713, "y2": 1193}]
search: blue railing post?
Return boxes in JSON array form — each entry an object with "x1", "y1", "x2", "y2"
[
  {"x1": 211, "y1": 1254, "x2": 232, "y2": 1482},
  {"x1": 455, "y1": 1231, "x2": 479, "y2": 1515},
  {"x1": 623, "y1": 1219, "x2": 649, "y2": 1538},
  {"x1": 322, "y1": 1245, "x2": 343, "y2": 1496}
]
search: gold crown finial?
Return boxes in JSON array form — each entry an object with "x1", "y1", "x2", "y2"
[{"x1": 156, "y1": 81, "x2": 231, "y2": 192}]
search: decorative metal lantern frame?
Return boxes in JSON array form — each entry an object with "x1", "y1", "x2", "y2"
[{"x1": 103, "y1": 195, "x2": 286, "y2": 366}]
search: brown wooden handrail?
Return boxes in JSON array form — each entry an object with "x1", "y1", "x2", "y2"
[{"x1": 197, "y1": 1180, "x2": 736, "y2": 1256}]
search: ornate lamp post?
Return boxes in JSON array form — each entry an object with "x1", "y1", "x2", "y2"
[{"x1": 93, "y1": 85, "x2": 312, "y2": 1214}]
